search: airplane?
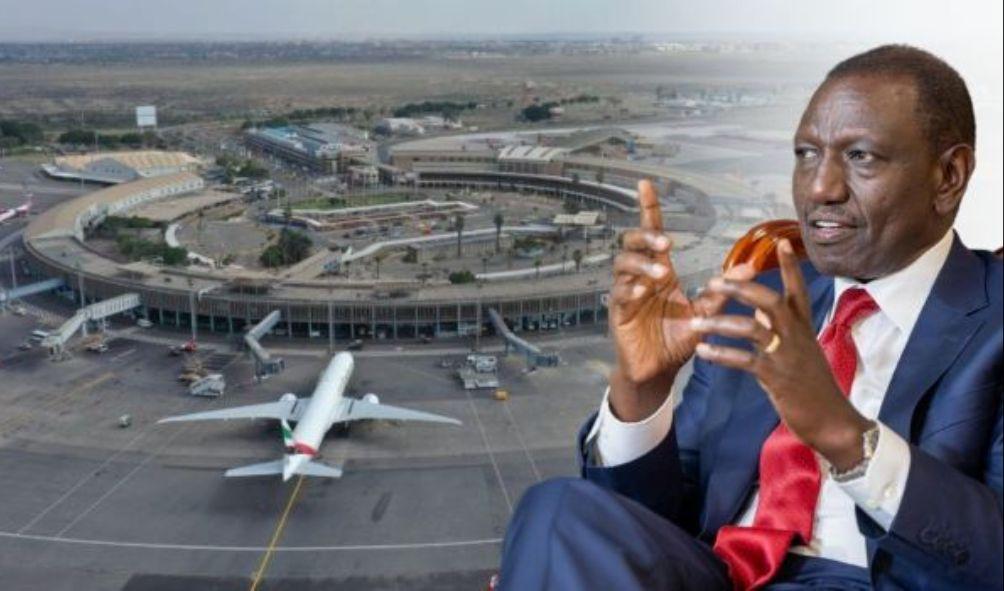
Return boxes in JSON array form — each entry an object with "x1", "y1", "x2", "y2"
[{"x1": 158, "y1": 351, "x2": 461, "y2": 481}]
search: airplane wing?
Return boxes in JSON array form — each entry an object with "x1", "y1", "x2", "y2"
[
  {"x1": 340, "y1": 397, "x2": 462, "y2": 426},
  {"x1": 158, "y1": 397, "x2": 309, "y2": 424}
]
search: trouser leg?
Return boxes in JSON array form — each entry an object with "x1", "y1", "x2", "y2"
[{"x1": 500, "y1": 477, "x2": 731, "y2": 591}]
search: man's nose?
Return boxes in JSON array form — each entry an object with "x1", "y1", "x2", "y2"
[{"x1": 809, "y1": 153, "x2": 849, "y2": 204}]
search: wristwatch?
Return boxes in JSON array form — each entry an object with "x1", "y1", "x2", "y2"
[{"x1": 830, "y1": 422, "x2": 881, "y2": 482}]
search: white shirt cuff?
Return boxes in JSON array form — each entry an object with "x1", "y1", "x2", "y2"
[
  {"x1": 585, "y1": 384, "x2": 676, "y2": 467},
  {"x1": 836, "y1": 422, "x2": 911, "y2": 531}
]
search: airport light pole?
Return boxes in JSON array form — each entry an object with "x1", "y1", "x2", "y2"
[
  {"x1": 8, "y1": 245, "x2": 17, "y2": 292},
  {"x1": 327, "y1": 285, "x2": 334, "y2": 355},
  {"x1": 187, "y1": 278, "x2": 197, "y2": 342}
]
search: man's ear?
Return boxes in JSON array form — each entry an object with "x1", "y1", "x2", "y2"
[{"x1": 933, "y1": 143, "x2": 975, "y2": 216}]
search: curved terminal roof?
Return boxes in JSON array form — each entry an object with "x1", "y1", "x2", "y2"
[
  {"x1": 54, "y1": 151, "x2": 201, "y2": 173},
  {"x1": 26, "y1": 172, "x2": 204, "y2": 241}
]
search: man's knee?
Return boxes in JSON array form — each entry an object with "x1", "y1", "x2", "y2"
[
  {"x1": 510, "y1": 477, "x2": 602, "y2": 529},
  {"x1": 501, "y1": 478, "x2": 605, "y2": 590}
]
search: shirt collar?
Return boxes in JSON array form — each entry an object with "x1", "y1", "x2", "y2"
[{"x1": 832, "y1": 229, "x2": 954, "y2": 335}]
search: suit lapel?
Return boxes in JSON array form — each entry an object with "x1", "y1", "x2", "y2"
[
  {"x1": 700, "y1": 269, "x2": 835, "y2": 537},
  {"x1": 877, "y1": 236, "x2": 988, "y2": 439}
]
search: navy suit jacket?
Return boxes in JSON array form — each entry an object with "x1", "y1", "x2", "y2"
[{"x1": 580, "y1": 235, "x2": 1003, "y2": 590}]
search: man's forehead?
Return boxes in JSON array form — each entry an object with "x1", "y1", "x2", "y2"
[{"x1": 797, "y1": 74, "x2": 921, "y2": 140}]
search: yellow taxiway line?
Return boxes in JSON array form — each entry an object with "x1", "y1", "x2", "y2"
[{"x1": 249, "y1": 474, "x2": 306, "y2": 591}]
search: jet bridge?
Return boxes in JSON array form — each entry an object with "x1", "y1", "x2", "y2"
[
  {"x1": 486, "y1": 308, "x2": 560, "y2": 369},
  {"x1": 42, "y1": 293, "x2": 141, "y2": 358},
  {"x1": 244, "y1": 309, "x2": 285, "y2": 378},
  {"x1": 1, "y1": 278, "x2": 64, "y2": 308}
]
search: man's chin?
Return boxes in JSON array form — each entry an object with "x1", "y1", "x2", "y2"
[{"x1": 805, "y1": 245, "x2": 865, "y2": 279}]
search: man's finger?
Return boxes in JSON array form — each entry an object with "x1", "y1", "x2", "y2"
[
  {"x1": 694, "y1": 342, "x2": 758, "y2": 371},
  {"x1": 705, "y1": 277, "x2": 785, "y2": 329},
  {"x1": 690, "y1": 314, "x2": 774, "y2": 348},
  {"x1": 614, "y1": 252, "x2": 670, "y2": 283},
  {"x1": 621, "y1": 228, "x2": 672, "y2": 254},
  {"x1": 691, "y1": 263, "x2": 755, "y2": 318},
  {"x1": 608, "y1": 282, "x2": 648, "y2": 321},
  {"x1": 777, "y1": 239, "x2": 811, "y2": 321},
  {"x1": 638, "y1": 179, "x2": 663, "y2": 233}
]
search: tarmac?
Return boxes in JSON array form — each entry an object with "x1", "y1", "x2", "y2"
[{"x1": 0, "y1": 304, "x2": 615, "y2": 590}]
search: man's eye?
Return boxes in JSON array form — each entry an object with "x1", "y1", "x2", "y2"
[
  {"x1": 794, "y1": 147, "x2": 818, "y2": 160},
  {"x1": 847, "y1": 149, "x2": 873, "y2": 162}
]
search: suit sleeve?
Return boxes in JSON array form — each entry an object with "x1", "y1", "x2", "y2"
[
  {"x1": 857, "y1": 396, "x2": 1003, "y2": 590},
  {"x1": 577, "y1": 357, "x2": 715, "y2": 531}
]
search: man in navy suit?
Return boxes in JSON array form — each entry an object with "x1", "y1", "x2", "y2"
[{"x1": 500, "y1": 45, "x2": 1002, "y2": 590}]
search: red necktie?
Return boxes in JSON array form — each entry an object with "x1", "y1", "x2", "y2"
[{"x1": 712, "y1": 288, "x2": 879, "y2": 590}]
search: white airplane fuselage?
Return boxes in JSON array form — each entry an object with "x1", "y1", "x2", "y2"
[
  {"x1": 158, "y1": 349, "x2": 460, "y2": 481},
  {"x1": 287, "y1": 351, "x2": 353, "y2": 457}
]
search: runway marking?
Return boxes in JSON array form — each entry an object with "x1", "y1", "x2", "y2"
[
  {"x1": 463, "y1": 391, "x2": 514, "y2": 515},
  {"x1": 249, "y1": 475, "x2": 305, "y2": 591},
  {"x1": 52, "y1": 395, "x2": 229, "y2": 538},
  {"x1": 0, "y1": 529, "x2": 502, "y2": 552},
  {"x1": 110, "y1": 348, "x2": 135, "y2": 362},
  {"x1": 501, "y1": 400, "x2": 543, "y2": 483},
  {"x1": 16, "y1": 384, "x2": 218, "y2": 535},
  {"x1": 0, "y1": 371, "x2": 115, "y2": 437},
  {"x1": 17, "y1": 427, "x2": 157, "y2": 534}
]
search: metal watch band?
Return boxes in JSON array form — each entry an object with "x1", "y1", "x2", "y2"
[{"x1": 830, "y1": 423, "x2": 881, "y2": 483}]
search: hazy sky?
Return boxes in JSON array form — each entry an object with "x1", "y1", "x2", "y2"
[{"x1": 0, "y1": 0, "x2": 999, "y2": 42}]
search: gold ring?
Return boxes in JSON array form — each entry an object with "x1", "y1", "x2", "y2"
[{"x1": 763, "y1": 332, "x2": 781, "y2": 354}]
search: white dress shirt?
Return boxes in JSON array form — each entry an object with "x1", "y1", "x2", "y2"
[{"x1": 587, "y1": 229, "x2": 956, "y2": 568}]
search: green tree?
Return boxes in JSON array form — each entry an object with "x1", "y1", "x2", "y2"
[
  {"x1": 374, "y1": 251, "x2": 388, "y2": 279},
  {"x1": 260, "y1": 228, "x2": 312, "y2": 267},
  {"x1": 448, "y1": 269, "x2": 476, "y2": 284}
]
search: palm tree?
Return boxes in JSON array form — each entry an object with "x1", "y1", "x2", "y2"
[
  {"x1": 573, "y1": 249, "x2": 584, "y2": 273},
  {"x1": 196, "y1": 209, "x2": 205, "y2": 242},
  {"x1": 420, "y1": 261, "x2": 429, "y2": 284},
  {"x1": 561, "y1": 245, "x2": 569, "y2": 274},
  {"x1": 374, "y1": 251, "x2": 388, "y2": 279},
  {"x1": 534, "y1": 258, "x2": 542, "y2": 279},
  {"x1": 585, "y1": 234, "x2": 592, "y2": 255},
  {"x1": 481, "y1": 256, "x2": 489, "y2": 276},
  {"x1": 454, "y1": 213, "x2": 465, "y2": 258},
  {"x1": 493, "y1": 212, "x2": 504, "y2": 253},
  {"x1": 595, "y1": 169, "x2": 605, "y2": 185}
]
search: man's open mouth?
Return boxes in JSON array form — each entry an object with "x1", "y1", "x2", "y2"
[{"x1": 806, "y1": 218, "x2": 858, "y2": 244}]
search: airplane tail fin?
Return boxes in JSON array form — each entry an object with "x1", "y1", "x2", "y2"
[{"x1": 280, "y1": 419, "x2": 295, "y2": 450}]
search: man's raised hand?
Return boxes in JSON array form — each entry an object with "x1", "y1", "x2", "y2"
[{"x1": 607, "y1": 180, "x2": 754, "y2": 421}]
